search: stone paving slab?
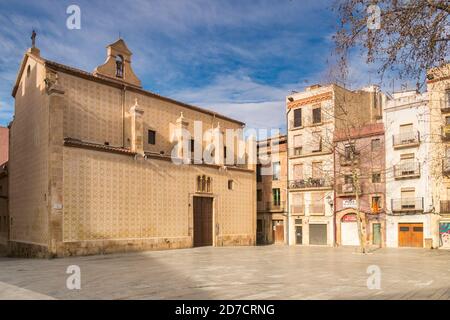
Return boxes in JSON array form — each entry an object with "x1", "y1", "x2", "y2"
[{"x1": 0, "y1": 246, "x2": 449, "y2": 300}]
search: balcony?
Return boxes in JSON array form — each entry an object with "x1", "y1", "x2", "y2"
[
  {"x1": 266, "y1": 201, "x2": 285, "y2": 212},
  {"x1": 443, "y1": 159, "x2": 450, "y2": 175},
  {"x1": 289, "y1": 178, "x2": 332, "y2": 190},
  {"x1": 336, "y1": 183, "x2": 362, "y2": 197},
  {"x1": 440, "y1": 200, "x2": 450, "y2": 214},
  {"x1": 392, "y1": 131, "x2": 420, "y2": 149},
  {"x1": 291, "y1": 204, "x2": 305, "y2": 215},
  {"x1": 394, "y1": 162, "x2": 421, "y2": 179},
  {"x1": 442, "y1": 125, "x2": 450, "y2": 141},
  {"x1": 391, "y1": 197, "x2": 424, "y2": 214},
  {"x1": 339, "y1": 154, "x2": 360, "y2": 167}
]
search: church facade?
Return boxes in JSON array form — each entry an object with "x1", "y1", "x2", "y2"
[{"x1": 8, "y1": 38, "x2": 256, "y2": 257}]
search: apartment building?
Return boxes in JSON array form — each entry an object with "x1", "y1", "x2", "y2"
[
  {"x1": 384, "y1": 90, "x2": 439, "y2": 248},
  {"x1": 334, "y1": 123, "x2": 386, "y2": 247},
  {"x1": 8, "y1": 38, "x2": 256, "y2": 257},
  {"x1": 256, "y1": 135, "x2": 287, "y2": 245},
  {"x1": 428, "y1": 63, "x2": 450, "y2": 248},
  {"x1": 0, "y1": 127, "x2": 8, "y2": 250},
  {"x1": 286, "y1": 84, "x2": 382, "y2": 246}
]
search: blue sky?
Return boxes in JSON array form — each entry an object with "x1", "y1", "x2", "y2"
[{"x1": 0, "y1": 0, "x2": 383, "y2": 130}]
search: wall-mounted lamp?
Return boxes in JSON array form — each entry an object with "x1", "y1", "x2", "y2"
[{"x1": 326, "y1": 195, "x2": 334, "y2": 208}]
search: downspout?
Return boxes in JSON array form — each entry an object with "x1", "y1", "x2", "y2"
[
  {"x1": 286, "y1": 108, "x2": 292, "y2": 245},
  {"x1": 333, "y1": 140, "x2": 337, "y2": 247}
]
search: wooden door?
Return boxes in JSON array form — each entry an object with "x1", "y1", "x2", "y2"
[
  {"x1": 193, "y1": 197, "x2": 213, "y2": 247},
  {"x1": 373, "y1": 223, "x2": 381, "y2": 246},
  {"x1": 273, "y1": 223, "x2": 284, "y2": 243},
  {"x1": 398, "y1": 223, "x2": 423, "y2": 247}
]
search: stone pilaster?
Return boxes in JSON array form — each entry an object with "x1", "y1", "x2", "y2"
[
  {"x1": 175, "y1": 112, "x2": 189, "y2": 160},
  {"x1": 129, "y1": 99, "x2": 144, "y2": 155},
  {"x1": 213, "y1": 123, "x2": 224, "y2": 166},
  {"x1": 47, "y1": 83, "x2": 65, "y2": 257}
]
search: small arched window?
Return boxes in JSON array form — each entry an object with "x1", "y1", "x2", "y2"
[
  {"x1": 197, "y1": 175, "x2": 212, "y2": 193},
  {"x1": 115, "y1": 55, "x2": 124, "y2": 78},
  {"x1": 27, "y1": 65, "x2": 31, "y2": 78}
]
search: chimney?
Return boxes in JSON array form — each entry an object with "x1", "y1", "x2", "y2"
[{"x1": 306, "y1": 84, "x2": 322, "y2": 91}]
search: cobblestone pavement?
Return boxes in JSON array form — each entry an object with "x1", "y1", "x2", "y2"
[{"x1": 0, "y1": 246, "x2": 449, "y2": 300}]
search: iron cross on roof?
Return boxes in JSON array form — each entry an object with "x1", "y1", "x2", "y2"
[{"x1": 31, "y1": 30, "x2": 36, "y2": 48}]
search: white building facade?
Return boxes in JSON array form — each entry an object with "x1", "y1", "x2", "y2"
[{"x1": 384, "y1": 90, "x2": 440, "y2": 248}]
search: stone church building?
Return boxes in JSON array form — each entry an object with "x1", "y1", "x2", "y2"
[{"x1": 8, "y1": 38, "x2": 256, "y2": 257}]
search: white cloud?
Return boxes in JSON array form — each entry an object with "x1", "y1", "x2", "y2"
[{"x1": 170, "y1": 72, "x2": 299, "y2": 131}]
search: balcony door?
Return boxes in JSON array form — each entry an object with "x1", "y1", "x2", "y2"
[
  {"x1": 272, "y1": 188, "x2": 281, "y2": 207},
  {"x1": 293, "y1": 164, "x2": 303, "y2": 180},
  {"x1": 312, "y1": 162, "x2": 322, "y2": 179},
  {"x1": 401, "y1": 189, "x2": 416, "y2": 209},
  {"x1": 399, "y1": 124, "x2": 414, "y2": 143}
]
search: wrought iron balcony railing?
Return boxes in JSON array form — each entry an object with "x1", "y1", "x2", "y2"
[
  {"x1": 391, "y1": 197, "x2": 424, "y2": 213},
  {"x1": 394, "y1": 162, "x2": 421, "y2": 179},
  {"x1": 288, "y1": 178, "x2": 332, "y2": 190},
  {"x1": 392, "y1": 131, "x2": 420, "y2": 148},
  {"x1": 266, "y1": 201, "x2": 285, "y2": 212},
  {"x1": 258, "y1": 201, "x2": 286, "y2": 212}
]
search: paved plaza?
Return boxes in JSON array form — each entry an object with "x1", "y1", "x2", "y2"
[{"x1": 0, "y1": 246, "x2": 449, "y2": 300}]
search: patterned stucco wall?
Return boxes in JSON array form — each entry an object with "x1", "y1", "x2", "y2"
[
  {"x1": 9, "y1": 57, "x2": 49, "y2": 246},
  {"x1": 62, "y1": 147, "x2": 255, "y2": 244}
]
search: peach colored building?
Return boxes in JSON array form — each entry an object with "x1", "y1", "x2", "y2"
[
  {"x1": 0, "y1": 127, "x2": 8, "y2": 166},
  {"x1": 334, "y1": 123, "x2": 386, "y2": 247},
  {"x1": 256, "y1": 135, "x2": 287, "y2": 244},
  {"x1": 0, "y1": 127, "x2": 8, "y2": 250},
  {"x1": 286, "y1": 84, "x2": 383, "y2": 246},
  {"x1": 8, "y1": 38, "x2": 256, "y2": 258}
]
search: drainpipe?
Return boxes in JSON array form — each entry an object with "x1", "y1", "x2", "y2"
[
  {"x1": 286, "y1": 108, "x2": 292, "y2": 245},
  {"x1": 333, "y1": 141, "x2": 337, "y2": 247}
]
